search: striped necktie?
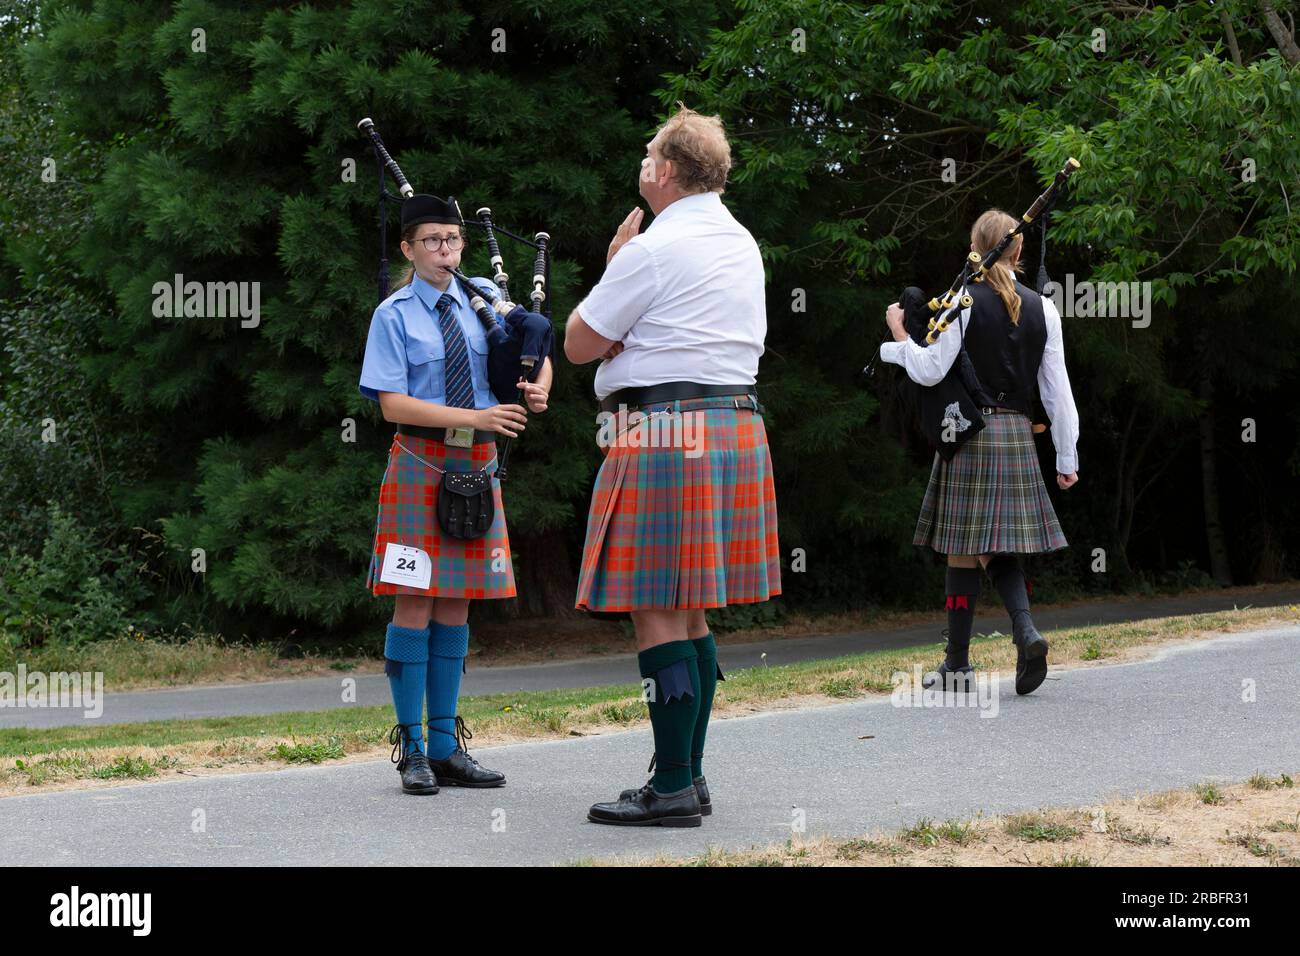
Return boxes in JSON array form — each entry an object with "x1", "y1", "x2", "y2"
[{"x1": 435, "y1": 292, "x2": 475, "y2": 409}]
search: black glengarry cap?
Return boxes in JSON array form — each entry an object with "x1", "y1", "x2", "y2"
[{"x1": 401, "y1": 194, "x2": 463, "y2": 230}]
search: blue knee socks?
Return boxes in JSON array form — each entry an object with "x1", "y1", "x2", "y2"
[
  {"x1": 384, "y1": 623, "x2": 429, "y2": 757},
  {"x1": 426, "y1": 622, "x2": 469, "y2": 760}
]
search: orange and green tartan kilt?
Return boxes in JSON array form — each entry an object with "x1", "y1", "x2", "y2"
[
  {"x1": 575, "y1": 398, "x2": 782, "y2": 612},
  {"x1": 365, "y1": 432, "x2": 516, "y2": 600}
]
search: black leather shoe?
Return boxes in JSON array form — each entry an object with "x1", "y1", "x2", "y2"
[
  {"x1": 693, "y1": 775, "x2": 712, "y2": 816},
  {"x1": 424, "y1": 714, "x2": 505, "y2": 787},
  {"x1": 389, "y1": 724, "x2": 438, "y2": 795},
  {"x1": 618, "y1": 754, "x2": 712, "y2": 816},
  {"x1": 588, "y1": 783, "x2": 702, "y2": 827},
  {"x1": 427, "y1": 748, "x2": 506, "y2": 788},
  {"x1": 398, "y1": 751, "x2": 439, "y2": 795},
  {"x1": 1012, "y1": 620, "x2": 1049, "y2": 695},
  {"x1": 618, "y1": 775, "x2": 712, "y2": 815},
  {"x1": 922, "y1": 660, "x2": 977, "y2": 691}
]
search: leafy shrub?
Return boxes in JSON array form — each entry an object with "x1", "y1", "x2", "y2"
[{"x1": 0, "y1": 501, "x2": 151, "y2": 647}]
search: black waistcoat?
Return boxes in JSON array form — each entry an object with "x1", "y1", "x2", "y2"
[{"x1": 960, "y1": 279, "x2": 1047, "y2": 415}]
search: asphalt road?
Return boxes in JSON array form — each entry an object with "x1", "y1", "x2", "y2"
[
  {"x1": 3, "y1": 585, "x2": 1296, "y2": 730},
  {"x1": 2, "y1": 624, "x2": 1296, "y2": 866}
]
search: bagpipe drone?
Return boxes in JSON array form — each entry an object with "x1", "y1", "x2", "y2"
[
  {"x1": 863, "y1": 157, "x2": 1080, "y2": 460},
  {"x1": 358, "y1": 117, "x2": 555, "y2": 481}
]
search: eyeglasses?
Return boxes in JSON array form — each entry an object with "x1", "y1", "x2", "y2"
[{"x1": 415, "y1": 234, "x2": 464, "y2": 252}]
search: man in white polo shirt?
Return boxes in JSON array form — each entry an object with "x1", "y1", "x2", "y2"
[{"x1": 564, "y1": 104, "x2": 781, "y2": 828}]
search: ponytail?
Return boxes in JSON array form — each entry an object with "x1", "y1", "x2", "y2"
[
  {"x1": 970, "y1": 209, "x2": 1024, "y2": 325},
  {"x1": 391, "y1": 224, "x2": 419, "y2": 294}
]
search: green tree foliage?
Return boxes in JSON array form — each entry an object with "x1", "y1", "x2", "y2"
[
  {"x1": 661, "y1": 0, "x2": 1300, "y2": 588},
  {"x1": 5, "y1": 0, "x2": 1299, "y2": 649},
  {"x1": 1, "y1": 0, "x2": 144, "y2": 554},
  {"x1": 16, "y1": 0, "x2": 732, "y2": 636},
  {"x1": 1, "y1": 502, "x2": 152, "y2": 646}
]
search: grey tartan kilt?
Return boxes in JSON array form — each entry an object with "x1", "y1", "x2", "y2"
[{"x1": 913, "y1": 411, "x2": 1068, "y2": 555}]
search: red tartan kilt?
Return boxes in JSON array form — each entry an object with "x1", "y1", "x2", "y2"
[
  {"x1": 365, "y1": 432, "x2": 516, "y2": 600},
  {"x1": 575, "y1": 401, "x2": 782, "y2": 612}
]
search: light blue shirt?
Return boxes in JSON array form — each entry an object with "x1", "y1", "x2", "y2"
[{"x1": 359, "y1": 272, "x2": 496, "y2": 408}]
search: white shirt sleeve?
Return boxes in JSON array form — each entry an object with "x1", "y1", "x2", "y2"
[
  {"x1": 877, "y1": 306, "x2": 968, "y2": 387},
  {"x1": 1037, "y1": 297, "x2": 1080, "y2": 475},
  {"x1": 575, "y1": 240, "x2": 660, "y2": 342}
]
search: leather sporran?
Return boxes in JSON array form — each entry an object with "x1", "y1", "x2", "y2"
[{"x1": 437, "y1": 469, "x2": 495, "y2": 540}]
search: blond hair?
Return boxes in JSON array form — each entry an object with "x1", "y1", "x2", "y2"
[
  {"x1": 971, "y1": 209, "x2": 1024, "y2": 325},
  {"x1": 654, "y1": 103, "x2": 732, "y2": 194}
]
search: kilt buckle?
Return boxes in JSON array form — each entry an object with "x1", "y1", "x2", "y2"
[{"x1": 445, "y1": 426, "x2": 475, "y2": 448}]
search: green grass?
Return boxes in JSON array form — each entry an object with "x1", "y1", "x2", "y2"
[
  {"x1": 899, "y1": 817, "x2": 982, "y2": 847},
  {"x1": 1004, "y1": 812, "x2": 1081, "y2": 842},
  {"x1": 91, "y1": 755, "x2": 172, "y2": 780},
  {"x1": 937, "y1": 819, "x2": 983, "y2": 845},
  {"x1": 1247, "y1": 771, "x2": 1294, "y2": 791},
  {"x1": 1221, "y1": 829, "x2": 1283, "y2": 860},
  {"x1": 1194, "y1": 782, "x2": 1225, "y2": 805},
  {"x1": 0, "y1": 683, "x2": 638, "y2": 759},
  {"x1": 0, "y1": 633, "x2": 297, "y2": 690},
  {"x1": 271, "y1": 738, "x2": 347, "y2": 764},
  {"x1": 899, "y1": 818, "x2": 942, "y2": 847}
]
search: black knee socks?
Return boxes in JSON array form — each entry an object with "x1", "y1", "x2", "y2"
[
  {"x1": 944, "y1": 566, "x2": 983, "y2": 669},
  {"x1": 985, "y1": 554, "x2": 1033, "y2": 637}
]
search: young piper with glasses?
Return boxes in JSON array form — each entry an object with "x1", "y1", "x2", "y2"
[{"x1": 359, "y1": 194, "x2": 553, "y2": 794}]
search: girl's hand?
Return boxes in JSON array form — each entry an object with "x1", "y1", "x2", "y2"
[
  {"x1": 476, "y1": 404, "x2": 528, "y2": 437},
  {"x1": 886, "y1": 302, "x2": 908, "y2": 342},
  {"x1": 518, "y1": 379, "x2": 549, "y2": 414}
]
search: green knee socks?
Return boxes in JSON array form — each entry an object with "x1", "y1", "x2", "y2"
[
  {"x1": 638, "y1": 640, "x2": 701, "y2": 794},
  {"x1": 691, "y1": 632, "x2": 720, "y2": 779}
]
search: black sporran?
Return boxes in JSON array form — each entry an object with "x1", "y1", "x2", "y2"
[{"x1": 437, "y1": 468, "x2": 495, "y2": 540}]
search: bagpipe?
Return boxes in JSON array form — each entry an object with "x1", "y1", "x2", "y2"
[
  {"x1": 358, "y1": 117, "x2": 555, "y2": 480},
  {"x1": 863, "y1": 157, "x2": 1080, "y2": 461}
]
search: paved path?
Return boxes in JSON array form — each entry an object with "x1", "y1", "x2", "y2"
[
  {"x1": 2, "y1": 625, "x2": 1296, "y2": 866},
  {"x1": 4, "y1": 585, "x2": 1296, "y2": 730}
]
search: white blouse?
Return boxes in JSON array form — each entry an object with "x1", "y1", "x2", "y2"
[{"x1": 879, "y1": 295, "x2": 1080, "y2": 474}]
